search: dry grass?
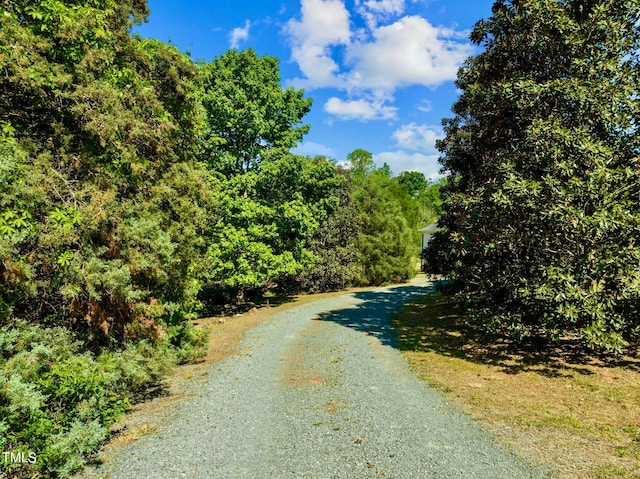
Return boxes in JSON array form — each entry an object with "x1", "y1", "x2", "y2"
[{"x1": 392, "y1": 292, "x2": 640, "y2": 479}]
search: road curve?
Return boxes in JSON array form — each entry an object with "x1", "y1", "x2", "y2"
[{"x1": 80, "y1": 279, "x2": 544, "y2": 479}]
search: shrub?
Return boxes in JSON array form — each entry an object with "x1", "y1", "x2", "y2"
[{"x1": 0, "y1": 320, "x2": 205, "y2": 478}]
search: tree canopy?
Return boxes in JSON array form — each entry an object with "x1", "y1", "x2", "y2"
[
  {"x1": 427, "y1": 0, "x2": 640, "y2": 354},
  {"x1": 199, "y1": 48, "x2": 312, "y2": 176}
]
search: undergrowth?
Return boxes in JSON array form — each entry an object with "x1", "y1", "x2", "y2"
[{"x1": 0, "y1": 320, "x2": 207, "y2": 478}]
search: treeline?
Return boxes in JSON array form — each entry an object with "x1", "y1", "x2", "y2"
[
  {"x1": 426, "y1": 0, "x2": 640, "y2": 356},
  {"x1": 0, "y1": 1, "x2": 439, "y2": 476}
]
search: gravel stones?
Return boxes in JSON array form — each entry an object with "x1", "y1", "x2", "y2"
[{"x1": 79, "y1": 279, "x2": 545, "y2": 479}]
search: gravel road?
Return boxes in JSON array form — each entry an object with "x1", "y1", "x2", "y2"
[{"x1": 80, "y1": 279, "x2": 546, "y2": 478}]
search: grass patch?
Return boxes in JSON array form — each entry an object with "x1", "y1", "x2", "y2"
[{"x1": 392, "y1": 292, "x2": 640, "y2": 479}]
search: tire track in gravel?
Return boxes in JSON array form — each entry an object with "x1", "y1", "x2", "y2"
[{"x1": 79, "y1": 279, "x2": 547, "y2": 479}]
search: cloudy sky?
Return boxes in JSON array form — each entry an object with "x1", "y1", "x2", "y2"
[{"x1": 136, "y1": 0, "x2": 496, "y2": 179}]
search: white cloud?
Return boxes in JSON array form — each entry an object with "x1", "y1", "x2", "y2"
[
  {"x1": 355, "y1": 0, "x2": 405, "y2": 29},
  {"x1": 285, "y1": 0, "x2": 351, "y2": 88},
  {"x1": 392, "y1": 123, "x2": 442, "y2": 152},
  {"x1": 345, "y1": 16, "x2": 474, "y2": 90},
  {"x1": 230, "y1": 20, "x2": 250, "y2": 49},
  {"x1": 284, "y1": 1, "x2": 473, "y2": 121},
  {"x1": 374, "y1": 151, "x2": 442, "y2": 179},
  {"x1": 324, "y1": 97, "x2": 397, "y2": 121},
  {"x1": 292, "y1": 141, "x2": 337, "y2": 158},
  {"x1": 417, "y1": 99, "x2": 432, "y2": 112}
]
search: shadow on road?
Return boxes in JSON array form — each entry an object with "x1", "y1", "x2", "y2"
[
  {"x1": 312, "y1": 283, "x2": 436, "y2": 349},
  {"x1": 314, "y1": 282, "x2": 640, "y2": 376}
]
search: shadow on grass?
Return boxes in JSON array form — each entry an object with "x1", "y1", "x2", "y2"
[{"x1": 392, "y1": 292, "x2": 640, "y2": 377}]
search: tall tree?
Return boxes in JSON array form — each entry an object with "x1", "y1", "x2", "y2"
[
  {"x1": 292, "y1": 162, "x2": 362, "y2": 292},
  {"x1": 396, "y1": 171, "x2": 429, "y2": 199},
  {"x1": 428, "y1": 0, "x2": 640, "y2": 353},
  {"x1": 394, "y1": 171, "x2": 443, "y2": 227},
  {"x1": 0, "y1": 0, "x2": 211, "y2": 340},
  {"x1": 199, "y1": 48, "x2": 312, "y2": 176},
  {"x1": 348, "y1": 150, "x2": 418, "y2": 285}
]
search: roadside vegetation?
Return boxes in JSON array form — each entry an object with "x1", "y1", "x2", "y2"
[
  {"x1": 0, "y1": 0, "x2": 438, "y2": 477},
  {"x1": 393, "y1": 292, "x2": 640, "y2": 479},
  {"x1": 416, "y1": 4, "x2": 640, "y2": 476},
  {"x1": 425, "y1": 0, "x2": 640, "y2": 356}
]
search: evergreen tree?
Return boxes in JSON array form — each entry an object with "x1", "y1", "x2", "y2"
[
  {"x1": 293, "y1": 163, "x2": 362, "y2": 292},
  {"x1": 0, "y1": 0, "x2": 210, "y2": 340},
  {"x1": 348, "y1": 150, "x2": 418, "y2": 285},
  {"x1": 428, "y1": 0, "x2": 640, "y2": 353}
]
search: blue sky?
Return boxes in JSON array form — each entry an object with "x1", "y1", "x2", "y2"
[{"x1": 135, "y1": 0, "x2": 495, "y2": 179}]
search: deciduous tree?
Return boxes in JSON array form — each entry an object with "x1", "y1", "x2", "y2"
[{"x1": 199, "y1": 48, "x2": 312, "y2": 176}]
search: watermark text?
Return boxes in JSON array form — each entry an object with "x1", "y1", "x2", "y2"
[{"x1": 3, "y1": 451, "x2": 37, "y2": 464}]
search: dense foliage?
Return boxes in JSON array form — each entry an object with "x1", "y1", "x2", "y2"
[
  {"x1": 347, "y1": 150, "x2": 420, "y2": 285},
  {"x1": 197, "y1": 50, "x2": 338, "y2": 298},
  {"x1": 199, "y1": 48, "x2": 312, "y2": 176},
  {"x1": 427, "y1": 0, "x2": 640, "y2": 354},
  {"x1": 0, "y1": 1, "x2": 210, "y2": 475},
  {"x1": 291, "y1": 162, "x2": 363, "y2": 292},
  {"x1": 0, "y1": 320, "x2": 199, "y2": 478},
  {"x1": 0, "y1": 0, "x2": 210, "y2": 342},
  {"x1": 0, "y1": 1, "x2": 434, "y2": 475}
]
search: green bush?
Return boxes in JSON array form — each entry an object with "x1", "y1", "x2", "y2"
[{"x1": 0, "y1": 320, "x2": 205, "y2": 478}]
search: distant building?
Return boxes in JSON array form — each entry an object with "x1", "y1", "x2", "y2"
[
  {"x1": 418, "y1": 222, "x2": 440, "y2": 272},
  {"x1": 418, "y1": 222, "x2": 440, "y2": 250}
]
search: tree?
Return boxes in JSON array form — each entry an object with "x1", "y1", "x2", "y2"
[
  {"x1": 199, "y1": 48, "x2": 312, "y2": 176},
  {"x1": 348, "y1": 151, "x2": 418, "y2": 285},
  {"x1": 0, "y1": 0, "x2": 211, "y2": 341},
  {"x1": 292, "y1": 162, "x2": 362, "y2": 292},
  {"x1": 417, "y1": 179, "x2": 444, "y2": 219},
  {"x1": 396, "y1": 171, "x2": 430, "y2": 199},
  {"x1": 0, "y1": 1, "x2": 213, "y2": 474},
  {"x1": 394, "y1": 171, "x2": 444, "y2": 227},
  {"x1": 197, "y1": 49, "x2": 331, "y2": 297},
  {"x1": 428, "y1": 0, "x2": 640, "y2": 353},
  {"x1": 347, "y1": 149, "x2": 376, "y2": 180},
  {"x1": 203, "y1": 151, "x2": 346, "y2": 297}
]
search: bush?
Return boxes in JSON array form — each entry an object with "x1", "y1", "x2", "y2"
[{"x1": 0, "y1": 320, "x2": 205, "y2": 478}]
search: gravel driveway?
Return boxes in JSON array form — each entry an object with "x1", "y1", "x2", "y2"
[{"x1": 80, "y1": 279, "x2": 545, "y2": 478}]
